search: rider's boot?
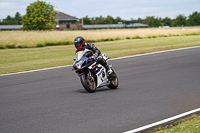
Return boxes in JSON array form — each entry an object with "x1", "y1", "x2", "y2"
[
  {"x1": 105, "y1": 64, "x2": 113, "y2": 75},
  {"x1": 97, "y1": 55, "x2": 113, "y2": 76}
]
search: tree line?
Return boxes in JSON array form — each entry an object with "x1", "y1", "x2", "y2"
[
  {"x1": 0, "y1": 12, "x2": 22, "y2": 25},
  {"x1": 1, "y1": 7, "x2": 199, "y2": 28},
  {"x1": 78, "y1": 11, "x2": 200, "y2": 27}
]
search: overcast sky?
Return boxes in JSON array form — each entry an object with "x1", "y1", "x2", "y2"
[{"x1": 0, "y1": 0, "x2": 200, "y2": 20}]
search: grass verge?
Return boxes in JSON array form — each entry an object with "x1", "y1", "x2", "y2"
[
  {"x1": 141, "y1": 112, "x2": 200, "y2": 133},
  {"x1": 158, "y1": 114, "x2": 200, "y2": 133},
  {"x1": 0, "y1": 35, "x2": 200, "y2": 75},
  {"x1": 1, "y1": 27, "x2": 200, "y2": 49}
]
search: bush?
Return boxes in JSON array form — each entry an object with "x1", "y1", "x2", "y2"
[
  {"x1": 6, "y1": 44, "x2": 16, "y2": 48},
  {"x1": 152, "y1": 35, "x2": 157, "y2": 38},
  {"x1": 103, "y1": 38, "x2": 109, "y2": 41},
  {"x1": 133, "y1": 35, "x2": 142, "y2": 39},
  {"x1": 36, "y1": 44, "x2": 45, "y2": 47},
  {"x1": 147, "y1": 35, "x2": 152, "y2": 38},
  {"x1": 110, "y1": 38, "x2": 114, "y2": 41},
  {"x1": 17, "y1": 45, "x2": 29, "y2": 48},
  {"x1": 115, "y1": 37, "x2": 121, "y2": 40},
  {"x1": 0, "y1": 45, "x2": 6, "y2": 49}
]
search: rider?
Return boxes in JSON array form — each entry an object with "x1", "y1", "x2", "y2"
[{"x1": 74, "y1": 36, "x2": 112, "y2": 75}]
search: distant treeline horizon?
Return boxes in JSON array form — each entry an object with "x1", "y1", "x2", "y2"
[
  {"x1": 79, "y1": 11, "x2": 200, "y2": 27},
  {"x1": 0, "y1": 11, "x2": 199, "y2": 27}
]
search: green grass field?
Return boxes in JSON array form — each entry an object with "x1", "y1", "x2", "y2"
[
  {"x1": 1, "y1": 27, "x2": 200, "y2": 49},
  {"x1": 157, "y1": 114, "x2": 200, "y2": 133},
  {"x1": 1, "y1": 35, "x2": 200, "y2": 75}
]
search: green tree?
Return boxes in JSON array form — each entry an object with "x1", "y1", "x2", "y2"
[
  {"x1": 115, "y1": 16, "x2": 124, "y2": 24},
  {"x1": 142, "y1": 16, "x2": 161, "y2": 27},
  {"x1": 130, "y1": 18, "x2": 137, "y2": 23},
  {"x1": 95, "y1": 15, "x2": 106, "y2": 24},
  {"x1": 173, "y1": 14, "x2": 188, "y2": 26},
  {"x1": 5, "y1": 15, "x2": 12, "y2": 21},
  {"x1": 21, "y1": 0, "x2": 57, "y2": 30},
  {"x1": 0, "y1": 15, "x2": 18, "y2": 25},
  {"x1": 162, "y1": 17, "x2": 172, "y2": 26},
  {"x1": 83, "y1": 16, "x2": 92, "y2": 25},
  {"x1": 188, "y1": 11, "x2": 200, "y2": 26},
  {"x1": 79, "y1": 15, "x2": 126, "y2": 25},
  {"x1": 136, "y1": 18, "x2": 143, "y2": 23},
  {"x1": 90, "y1": 17, "x2": 95, "y2": 24},
  {"x1": 14, "y1": 12, "x2": 22, "y2": 24},
  {"x1": 105, "y1": 15, "x2": 115, "y2": 24}
]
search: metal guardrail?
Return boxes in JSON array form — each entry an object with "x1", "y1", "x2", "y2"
[{"x1": 0, "y1": 25, "x2": 23, "y2": 30}]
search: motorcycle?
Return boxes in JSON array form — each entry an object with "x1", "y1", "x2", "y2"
[{"x1": 72, "y1": 49, "x2": 119, "y2": 93}]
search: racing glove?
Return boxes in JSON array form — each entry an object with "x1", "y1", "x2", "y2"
[{"x1": 91, "y1": 53, "x2": 98, "y2": 60}]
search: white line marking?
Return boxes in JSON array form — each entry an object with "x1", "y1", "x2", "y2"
[
  {"x1": 123, "y1": 108, "x2": 200, "y2": 133},
  {"x1": 110, "y1": 46, "x2": 200, "y2": 60},
  {"x1": 1, "y1": 46, "x2": 200, "y2": 77},
  {"x1": 0, "y1": 65, "x2": 69, "y2": 77}
]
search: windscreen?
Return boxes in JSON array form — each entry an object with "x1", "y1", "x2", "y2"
[{"x1": 75, "y1": 49, "x2": 91, "y2": 61}]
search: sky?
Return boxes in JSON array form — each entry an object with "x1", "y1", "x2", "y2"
[{"x1": 0, "y1": 0, "x2": 200, "y2": 20}]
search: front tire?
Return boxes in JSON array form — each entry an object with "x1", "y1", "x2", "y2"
[
  {"x1": 107, "y1": 69, "x2": 119, "y2": 89},
  {"x1": 80, "y1": 73, "x2": 96, "y2": 93}
]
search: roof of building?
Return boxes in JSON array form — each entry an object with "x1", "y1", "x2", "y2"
[
  {"x1": 54, "y1": 11, "x2": 78, "y2": 20},
  {"x1": 0, "y1": 25, "x2": 23, "y2": 30}
]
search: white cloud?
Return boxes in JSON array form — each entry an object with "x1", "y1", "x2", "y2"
[{"x1": 0, "y1": 2, "x2": 15, "y2": 8}]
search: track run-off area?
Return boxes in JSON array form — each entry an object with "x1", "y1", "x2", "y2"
[{"x1": 0, "y1": 46, "x2": 200, "y2": 133}]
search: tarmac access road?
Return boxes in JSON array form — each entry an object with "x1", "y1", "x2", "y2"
[{"x1": 0, "y1": 47, "x2": 200, "y2": 133}]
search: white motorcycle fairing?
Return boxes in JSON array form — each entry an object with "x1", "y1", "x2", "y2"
[{"x1": 88, "y1": 62, "x2": 110, "y2": 87}]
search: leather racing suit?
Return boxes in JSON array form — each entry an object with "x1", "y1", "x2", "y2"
[{"x1": 75, "y1": 42, "x2": 110, "y2": 73}]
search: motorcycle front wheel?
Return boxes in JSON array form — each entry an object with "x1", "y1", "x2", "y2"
[
  {"x1": 80, "y1": 73, "x2": 96, "y2": 93},
  {"x1": 107, "y1": 69, "x2": 119, "y2": 89}
]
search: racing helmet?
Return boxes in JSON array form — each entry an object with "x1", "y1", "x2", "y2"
[{"x1": 74, "y1": 36, "x2": 85, "y2": 51}]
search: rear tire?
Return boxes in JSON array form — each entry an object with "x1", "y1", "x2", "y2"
[
  {"x1": 80, "y1": 73, "x2": 96, "y2": 93},
  {"x1": 107, "y1": 69, "x2": 119, "y2": 89}
]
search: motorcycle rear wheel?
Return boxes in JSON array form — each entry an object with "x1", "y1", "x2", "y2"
[{"x1": 80, "y1": 73, "x2": 96, "y2": 93}]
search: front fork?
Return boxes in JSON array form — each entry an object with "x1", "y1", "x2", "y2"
[{"x1": 87, "y1": 70, "x2": 93, "y2": 82}]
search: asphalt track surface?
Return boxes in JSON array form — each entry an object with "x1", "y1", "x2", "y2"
[{"x1": 1, "y1": 47, "x2": 200, "y2": 133}]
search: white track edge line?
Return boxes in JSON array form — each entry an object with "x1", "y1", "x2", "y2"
[
  {"x1": 110, "y1": 46, "x2": 200, "y2": 60},
  {"x1": 0, "y1": 65, "x2": 69, "y2": 77},
  {"x1": 1, "y1": 46, "x2": 200, "y2": 77},
  {"x1": 123, "y1": 108, "x2": 200, "y2": 133}
]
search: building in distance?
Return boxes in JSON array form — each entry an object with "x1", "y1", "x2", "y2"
[{"x1": 54, "y1": 11, "x2": 83, "y2": 30}]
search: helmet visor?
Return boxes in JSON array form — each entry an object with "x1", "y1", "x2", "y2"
[{"x1": 75, "y1": 42, "x2": 81, "y2": 48}]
